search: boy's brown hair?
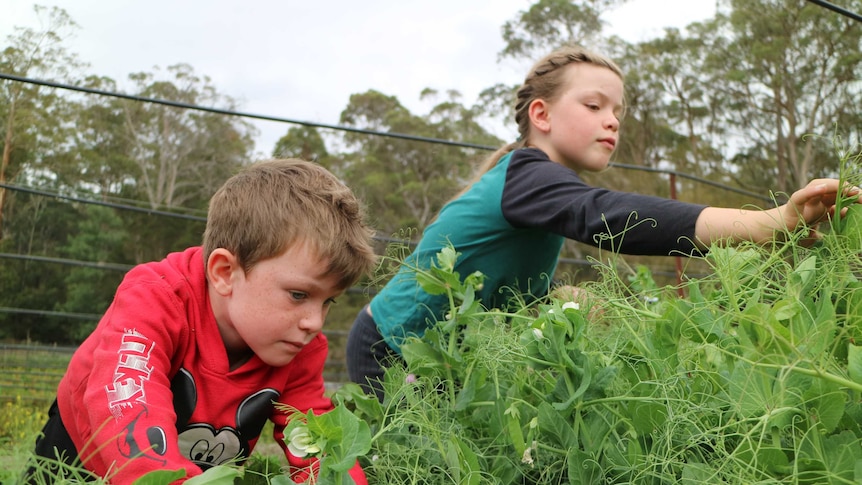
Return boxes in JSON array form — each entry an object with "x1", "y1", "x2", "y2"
[{"x1": 203, "y1": 158, "x2": 377, "y2": 289}]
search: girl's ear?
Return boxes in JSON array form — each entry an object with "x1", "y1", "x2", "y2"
[
  {"x1": 528, "y1": 99, "x2": 551, "y2": 134},
  {"x1": 207, "y1": 248, "x2": 239, "y2": 296}
]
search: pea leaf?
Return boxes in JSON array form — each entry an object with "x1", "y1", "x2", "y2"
[
  {"x1": 132, "y1": 470, "x2": 187, "y2": 485},
  {"x1": 848, "y1": 343, "x2": 862, "y2": 385},
  {"x1": 312, "y1": 405, "x2": 371, "y2": 474},
  {"x1": 185, "y1": 466, "x2": 243, "y2": 484}
]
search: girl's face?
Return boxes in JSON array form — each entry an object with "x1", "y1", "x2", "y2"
[
  {"x1": 211, "y1": 240, "x2": 342, "y2": 368},
  {"x1": 531, "y1": 63, "x2": 624, "y2": 172}
]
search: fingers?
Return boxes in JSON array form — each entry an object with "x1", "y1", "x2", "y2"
[
  {"x1": 790, "y1": 181, "x2": 829, "y2": 208},
  {"x1": 797, "y1": 179, "x2": 861, "y2": 206}
]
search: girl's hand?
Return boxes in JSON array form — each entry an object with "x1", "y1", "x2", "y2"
[
  {"x1": 785, "y1": 179, "x2": 862, "y2": 228},
  {"x1": 696, "y1": 179, "x2": 861, "y2": 248}
]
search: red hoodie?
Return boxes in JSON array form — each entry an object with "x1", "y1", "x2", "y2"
[{"x1": 56, "y1": 246, "x2": 367, "y2": 484}]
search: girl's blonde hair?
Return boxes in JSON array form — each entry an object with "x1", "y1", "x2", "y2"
[
  {"x1": 457, "y1": 45, "x2": 624, "y2": 197},
  {"x1": 203, "y1": 159, "x2": 377, "y2": 289}
]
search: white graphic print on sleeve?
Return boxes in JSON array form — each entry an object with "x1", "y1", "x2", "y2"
[{"x1": 105, "y1": 329, "x2": 155, "y2": 420}]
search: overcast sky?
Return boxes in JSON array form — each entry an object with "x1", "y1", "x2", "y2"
[{"x1": 1, "y1": 0, "x2": 717, "y2": 157}]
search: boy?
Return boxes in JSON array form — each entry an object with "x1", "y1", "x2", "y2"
[{"x1": 28, "y1": 159, "x2": 376, "y2": 484}]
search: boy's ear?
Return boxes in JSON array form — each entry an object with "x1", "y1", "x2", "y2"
[
  {"x1": 528, "y1": 99, "x2": 551, "y2": 134},
  {"x1": 207, "y1": 248, "x2": 239, "y2": 296}
]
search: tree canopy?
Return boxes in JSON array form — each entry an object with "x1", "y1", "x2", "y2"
[{"x1": 1, "y1": 0, "x2": 860, "y2": 344}]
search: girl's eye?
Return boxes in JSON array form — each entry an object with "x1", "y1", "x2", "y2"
[{"x1": 587, "y1": 104, "x2": 600, "y2": 111}]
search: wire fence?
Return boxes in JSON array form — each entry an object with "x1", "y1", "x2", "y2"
[
  {"x1": 0, "y1": 341, "x2": 352, "y2": 405},
  {"x1": 0, "y1": 343, "x2": 75, "y2": 403},
  {"x1": 0, "y1": 66, "x2": 802, "y2": 403}
]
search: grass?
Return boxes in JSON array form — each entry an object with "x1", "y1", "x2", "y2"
[
  {"x1": 0, "y1": 344, "x2": 73, "y2": 403},
  {"x1": 0, "y1": 395, "x2": 49, "y2": 483}
]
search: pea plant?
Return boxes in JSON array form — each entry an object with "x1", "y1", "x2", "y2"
[
  {"x1": 328, "y1": 159, "x2": 862, "y2": 483},
  {"x1": 125, "y1": 149, "x2": 862, "y2": 484}
]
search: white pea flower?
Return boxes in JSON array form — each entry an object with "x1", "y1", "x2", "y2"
[
  {"x1": 562, "y1": 301, "x2": 580, "y2": 311},
  {"x1": 287, "y1": 425, "x2": 321, "y2": 458},
  {"x1": 532, "y1": 328, "x2": 544, "y2": 340},
  {"x1": 521, "y1": 447, "x2": 534, "y2": 466}
]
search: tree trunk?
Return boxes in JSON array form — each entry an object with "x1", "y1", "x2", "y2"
[{"x1": 0, "y1": 97, "x2": 17, "y2": 241}]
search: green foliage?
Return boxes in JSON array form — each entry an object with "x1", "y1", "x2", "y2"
[
  {"x1": 321, "y1": 195, "x2": 862, "y2": 483},
  {"x1": 335, "y1": 89, "x2": 502, "y2": 235},
  {"x1": 55, "y1": 205, "x2": 129, "y2": 339},
  {"x1": 0, "y1": 396, "x2": 48, "y2": 443},
  {"x1": 272, "y1": 125, "x2": 330, "y2": 162},
  {"x1": 716, "y1": 0, "x2": 862, "y2": 192},
  {"x1": 0, "y1": 188, "x2": 82, "y2": 342},
  {"x1": 498, "y1": 0, "x2": 623, "y2": 61},
  {"x1": 120, "y1": 63, "x2": 256, "y2": 211},
  {"x1": 3, "y1": 2, "x2": 862, "y2": 482},
  {"x1": 0, "y1": 5, "x2": 83, "y2": 194},
  {"x1": 274, "y1": 402, "x2": 371, "y2": 484},
  {"x1": 133, "y1": 465, "x2": 243, "y2": 485}
]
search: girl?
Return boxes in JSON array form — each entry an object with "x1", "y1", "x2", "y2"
[{"x1": 346, "y1": 45, "x2": 857, "y2": 402}]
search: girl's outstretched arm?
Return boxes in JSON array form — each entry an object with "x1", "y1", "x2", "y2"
[{"x1": 693, "y1": 179, "x2": 861, "y2": 248}]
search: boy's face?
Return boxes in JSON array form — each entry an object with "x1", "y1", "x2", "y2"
[{"x1": 213, "y1": 241, "x2": 342, "y2": 368}]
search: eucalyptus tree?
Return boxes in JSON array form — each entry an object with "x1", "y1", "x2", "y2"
[
  {"x1": 32, "y1": 65, "x2": 249, "y2": 264},
  {"x1": 614, "y1": 25, "x2": 727, "y2": 176},
  {"x1": 707, "y1": 0, "x2": 862, "y2": 193},
  {"x1": 336, "y1": 89, "x2": 501, "y2": 237},
  {"x1": 55, "y1": 75, "x2": 138, "y2": 200},
  {"x1": 272, "y1": 124, "x2": 331, "y2": 162},
  {"x1": 120, "y1": 63, "x2": 257, "y2": 211},
  {"x1": 598, "y1": 1, "x2": 862, "y2": 203},
  {"x1": 0, "y1": 6, "x2": 92, "y2": 341},
  {"x1": 0, "y1": 5, "x2": 83, "y2": 240},
  {"x1": 498, "y1": 0, "x2": 629, "y2": 61}
]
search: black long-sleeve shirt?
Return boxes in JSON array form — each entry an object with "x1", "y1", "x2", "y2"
[{"x1": 370, "y1": 147, "x2": 707, "y2": 351}]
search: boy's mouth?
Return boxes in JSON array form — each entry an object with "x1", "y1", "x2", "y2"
[{"x1": 283, "y1": 341, "x2": 305, "y2": 353}]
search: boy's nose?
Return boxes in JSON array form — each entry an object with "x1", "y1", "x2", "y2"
[{"x1": 299, "y1": 308, "x2": 326, "y2": 333}]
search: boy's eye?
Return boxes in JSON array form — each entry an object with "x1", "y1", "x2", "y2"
[
  {"x1": 324, "y1": 298, "x2": 338, "y2": 307},
  {"x1": 290, "y1": 291, "x2": 308, "y2": 301}
]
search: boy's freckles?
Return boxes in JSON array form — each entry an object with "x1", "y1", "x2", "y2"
[{"x1": 221, "y1": 242, "x2": 342, "y2": 368}]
